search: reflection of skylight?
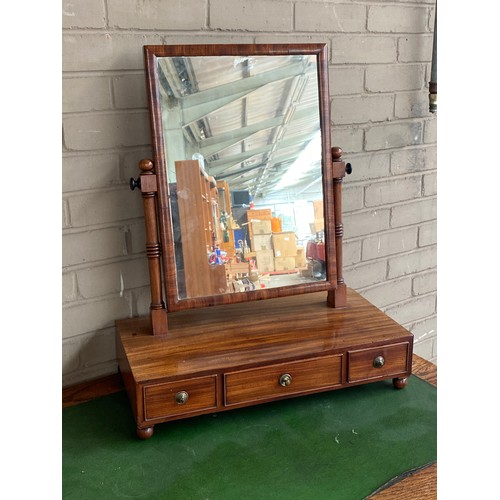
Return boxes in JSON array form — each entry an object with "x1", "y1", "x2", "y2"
[{"x1": 275, "y1": 131, "x2": 321, "y2": 190}]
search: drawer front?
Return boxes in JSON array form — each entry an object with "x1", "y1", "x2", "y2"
[
  {"x1": 144, "y1": 375, "x2": 217, "y2": 420},
  {"x1": 348, "y1": 343, "x2": 410, "y2": 383},
  {"x1": 225, "y1": 355, "x2": 342, "y2": 406}
]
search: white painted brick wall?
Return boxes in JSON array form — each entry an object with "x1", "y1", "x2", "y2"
[{"x1": 62, "y1": 0, "x2": 437, "y2": 386}]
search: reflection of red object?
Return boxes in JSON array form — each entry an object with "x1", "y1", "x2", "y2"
[{"x1": 306, "y1": 241, "x2": 325, "y2": 262}]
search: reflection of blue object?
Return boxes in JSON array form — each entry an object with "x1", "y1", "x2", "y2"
[
  {"x1": 234, "y1": 229, "x2": 245, "y2": 248},
  {"x1": 215, "y1": 247, "x2": 222, "y2": 265}
]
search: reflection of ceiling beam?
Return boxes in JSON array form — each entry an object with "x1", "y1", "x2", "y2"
[
  {"x1": 207, "y1": 132, "x2": 317, "y2": 174},
  {"x1": 179, "y1": 62, "x2": 308, "y2": 125},
  {"x1": 198, "y1": 106, "x2": 316, "y2": 157}
]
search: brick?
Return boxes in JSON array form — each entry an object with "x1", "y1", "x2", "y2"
[
  {"x1": 384, "y1": 293, "x2": 435, "y2": 325},
  {"x1": 365, "y1": 175, "x2": 421, "y2": 207},
  {"x1": 68, "y1": 187, "x2": 143, "y2": 228},
  {"x1": 79, "y1": 329, "x2": 117, "y2": 366},
  {"x1": 62, "y1": 296, "x2": 131, "y2": 338},
  {"x1": 62, "y1": 272, "x2": 76, "y2": 302},
  {"x1": 63, "y1": 227, "x2": 127, "y2": 267},
  {"x1": 344, "y1": 208, "x2": 390, "y2": 239},
  {"x1": 167, "y1": 34, "x2": 255, "y2": 45},
  {"x1": 368, "y1": 6, "x2": 428, "y2": 33},
  {"x1": 359, "y1": 277, "x2": 412, "y2": 309},
  {"x1": 365, "y1": 122, "x2": 423, "y2": 151},
  {"x1": 331, "y1": 126, "x2": 363, "y2": 153},
  {"x1": 112, "y1": 74, "x2": 148, "y2": 109},
  {"x1": 344, "y1": 260, "x2": 387, "y2": 289},
  {"x1": 395, "y1": 91, "x2": 429, "y2": 119},
  {"x1": 329, "y1": 66, "x2": 364, "y2": 96},
  {"x1": 343, "y1": 240, "x2": 362, "y2": 266},
  {"x1": 210, "y1": 0, "x2": 293, "y2": 31},
  {"x1": 127, "y1": 221, "x2": 147, "y2": 255},
  {"x1": 366, "y1": 64, "x2": 425, "y2": 92},
  {"x1": 135, "y1": 286, "x2": 155, "y2": 316},
  {"x1": 398, "y1": 35, "x2": 433, "y2": 63},
  {"x1": 418, "y1": 220, "x2": 437, "y2": 247},
  {"x1": 295, "y1": 3, "x2": 366, "y2": 32},
  {"x1": 413, "y1": 270, "x2": 437, "y2": 295},
  {"x1": 63, "y1": 77, "x2": 112, "y2": 113},
  {"x1": 62, "y1": 0, "x2": 106, "y2": 28},
  {"x1": 413, "y1": 336, "x2": 435, "y2": 360},
  {"x1": 63, "y1": 361, "x2": 119, "y2": 388},
  {"x1": 387, "y1": 245, "x2": 436, "y2": 279},
  {"x1": 345, "y1": 153, "x2": 390, "y2": 181},
  {"x1": 424, "y1": 117, "x2": 437, "y2": 143},
  {"x1": 391, "y1": 146, "x2": 436, "y2": 175},
  {"x1": 62, "y1": 338, "x2": 80, "y2": 374},
  {"x1": 63, "y1": 111, "x2": 151, "y2": 151},
  {"x1": 331, "y1": 35, "x2": 397, "y2": 64},
  {"x1": 422, "y1": 171, "x2": 437, "y2": 196},
  {"x1": 76, "y1": 258, "x2": 150, "y2": 299},
  {"x1": 390, "y1": 197, "x2": 436, "y2": 227},
  {"x1": 108, "y1": 0, "x2": 206, "y2": 30},
  {"x1": 342, "y1": 185, "x2": 364, "y2": 212},
  {"x1": 63, "y1": 153, "x2": 120, "y2": 193},
  {"x1": 409, "y1": 315, "x2": 437, "y2": 344},
  {"x1": 63, "y1": 33, "x2": 162, "y2": 72},
  {"x1": 63, "y1": 200, "x2": 70, "y2": 228},
  {"x1": 332, "y1": 94, "x2": 393, "y2": 125},
  {"x1": 362, "y1": 227, "x2": 418, "y2": 260}
]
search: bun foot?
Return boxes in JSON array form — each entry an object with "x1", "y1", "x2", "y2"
[
  {"x1": 137, "y1": 426, "x2": 154, "y2": 439},
  {"x1": 393, "y1": 377, "x2": 408, "y2": 389}
]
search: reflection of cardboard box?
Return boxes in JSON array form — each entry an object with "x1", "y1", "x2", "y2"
[
  {"x1": 247, "y1": 209, "x2": 272, "y2": 220},
  {"x1": 274, "y1": 256, "x2": 296, "y2": 271},
  {"x1": 252, "y1": 233, "x2": 273, "y2": 251},
  {"x1": 272, "y1": 231, "x2": 297, "y2": 257},
  {"x1": 256, "y1": 249, "x2": 275, "y2": 272},
  {"x1": 251, "y1": 220, "x2": 272, "y2": 235},
  {"x1": 309, "y1": 218, "x2": 324, "y2": 233},
  {"x1": 295, "y1": 246, "x2": 306, "y2": 267},
  {"x1": 313, "y1": 200, "x2": 324, "y2": 220}
]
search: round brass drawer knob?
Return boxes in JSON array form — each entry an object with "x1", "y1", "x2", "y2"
[
  {"x1": 279, "y1": 373, "x2": 293, "y2": 387},
  {"x1": 373, "y1": 356, "x2": 385, "y2": 368},
  {"x1": 175, "y1": 391, "x2": 189, "y2": 404}
]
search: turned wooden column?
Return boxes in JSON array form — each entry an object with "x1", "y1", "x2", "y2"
[
  {"x1": 132, "y1": 159, "x2": 168, "y2": 335},
  {"x1": 327, "y1": 147, "x2": 351, "y2": 308}
]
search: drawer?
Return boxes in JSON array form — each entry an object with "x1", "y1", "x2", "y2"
[
  {"x1": 143, "y1": 375, "x2": 217, "y2": 421},
  {"x1": 225, "y1": 355, "x2": 342, "y2": 406},
  {"x1": 347, "y1": 342, "x2": 410, "y2": 383}
]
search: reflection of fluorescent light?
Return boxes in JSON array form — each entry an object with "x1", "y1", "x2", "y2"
[{"x1": 276, "y1": 131, "x2": 321, "y2": 190}]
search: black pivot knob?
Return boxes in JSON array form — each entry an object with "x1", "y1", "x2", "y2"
[
  {"x1": 345, "y1": 163, "x2": 353, "y2": 175},
  {"x1": 130, "y1": 177, "x2": 141, "y2": 191}
]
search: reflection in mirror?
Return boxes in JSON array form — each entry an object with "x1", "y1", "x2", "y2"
[{"x1": 157, "y1": 54, "x2": 326, "y2": 299}]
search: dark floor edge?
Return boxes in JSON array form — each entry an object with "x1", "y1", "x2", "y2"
[{"x1": 364, "y1": 461, "x2": 437, "y2": 498}]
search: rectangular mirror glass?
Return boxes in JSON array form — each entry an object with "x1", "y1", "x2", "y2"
[{"x1": 145, "y1": 45, "x2": 336, "y2": 310}]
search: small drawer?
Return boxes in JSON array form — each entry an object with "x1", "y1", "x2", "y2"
[
  {"x1": 347, "y1": 343, "x2": 410, "y2": 383},
  {"x1": 225, "y1": 355, "x2": 342, "y2": 406},
  {"x1": 143, "y1": 375, "x2": 217, "y2": 421}
]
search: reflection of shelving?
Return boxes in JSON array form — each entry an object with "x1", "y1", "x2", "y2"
[{"x1": 175, "y1": 160, "x2": 227, "y2": 298}]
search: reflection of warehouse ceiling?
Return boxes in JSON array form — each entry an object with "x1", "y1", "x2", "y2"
[{"x1": 157, "y1": 55, "x2": 322, "y2": 199}]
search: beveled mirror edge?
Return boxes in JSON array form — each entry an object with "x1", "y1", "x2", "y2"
[{"x1": 143, "y1": 43, "x2": 338, "y2": 313}]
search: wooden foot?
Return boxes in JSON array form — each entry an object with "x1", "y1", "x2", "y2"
[
  {"x1": 137, "y1": 426, "x2": 154, "y2": 439},
  {"x1": 393, "y1": 377, "x2": 408, "y2": 389}
]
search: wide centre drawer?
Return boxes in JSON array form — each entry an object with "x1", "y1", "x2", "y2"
[
  {"x1": 347, "y1": 342, "x2": 410, "y2": 383},
  {"x1": 224, "y1": 355, "x2": 342, "y2": 406},
  {"x1": 143, "y1": 375, "x2": 217, "y2": 420}
]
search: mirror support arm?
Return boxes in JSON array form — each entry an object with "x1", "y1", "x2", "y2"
[
  {"x1": 327, "y1": 147, "x2": 350, "y2": 309},
  {"x1": 134, "y1": 159, "x2": 169, "y2": 335}
]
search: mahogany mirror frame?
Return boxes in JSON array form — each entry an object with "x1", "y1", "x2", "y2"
[{"x1": 143, "y1": 43, "x2": 340, "y2": 314}]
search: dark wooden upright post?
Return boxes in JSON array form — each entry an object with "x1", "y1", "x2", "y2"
[
  {"x1": 327, "y1": 147, "x2": 349, "y2": 308},
  {"x1": 135, "y1": 159, "x2": 168, "y2": 335}
]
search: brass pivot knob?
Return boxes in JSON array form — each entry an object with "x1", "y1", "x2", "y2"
[
  {"x1": 373, "y1": 356, "x2": 385, "y2": 368},
  {"x1": 279, "y1": 373, "x2": 293, "y2": 387},
  {"x1": 175, "y1": 391, "x2": 189, "y2": 404}
]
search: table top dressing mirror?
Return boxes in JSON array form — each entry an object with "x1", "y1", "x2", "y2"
[
  {"x1": 133, "y1": 44, "x2": 350, "y2": 332},
  {"x1": 118, "y1": 44, "x2": 413, "y2": 440}
]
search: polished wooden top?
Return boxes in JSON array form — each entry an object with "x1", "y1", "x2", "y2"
[{"x1": 116, "y1": 288, "x2": 413, "y2": 382}]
